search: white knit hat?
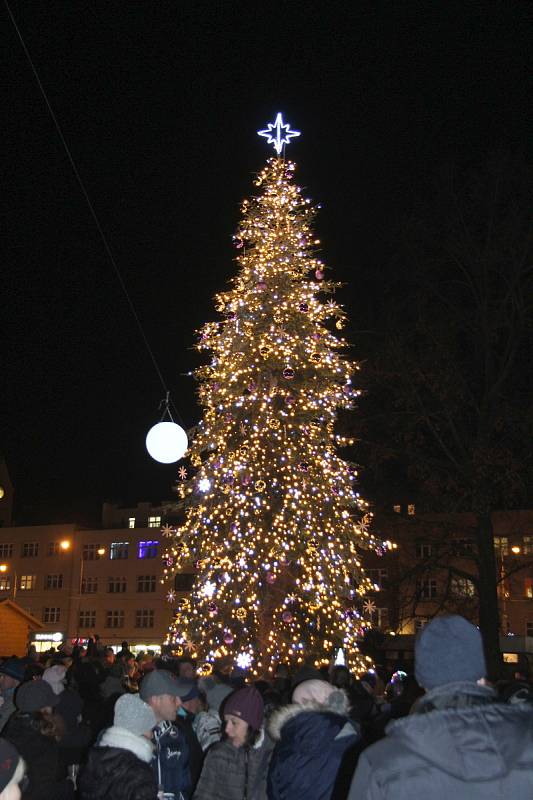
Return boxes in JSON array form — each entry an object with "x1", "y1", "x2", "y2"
[{"x1": 114, "y1": 694, "x2": 157, "y2": 736}]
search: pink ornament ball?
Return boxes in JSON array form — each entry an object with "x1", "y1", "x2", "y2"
[
  {"x1": 315, "y1": 269, "x2": 324, "y2": 280},
  {"x1": 256, "y1": 281, "x2": 267, "y2": 292},
  {"x1": 223, "y1": 632, "x2": 234, "y2": 645},
  {"x1": 282, "y1": 611, "x2": 293, "y2": 623},
  {"x1": 266, "y1": 572, "x2": 276, "y2": 584}
]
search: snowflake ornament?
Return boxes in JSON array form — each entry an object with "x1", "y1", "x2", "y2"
[
  {"x1": 178, "y1": 466, "x2": 188, "y2": 480},
  {"x1": 166, "y1": 590, "x2": 176, "y2": 603},
  {"x1": 161, "y1": 524, "x2": 174, "y2": 538},
  {"x1": 362, "y1": 599, "x2": 377, "y2": 616}
]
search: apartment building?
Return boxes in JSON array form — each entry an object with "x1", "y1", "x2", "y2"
[{"x1": 0, "y1": 502, "x2": 186, "y2": 653}]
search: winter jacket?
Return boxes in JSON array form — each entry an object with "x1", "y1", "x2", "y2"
[
  {"x1": 194, "y1": 709, "x2": 224, "y2": 752},
  {"x1": 152, "y1": 718, "x2": 193, "y2": 800},
  {"x1": 79, "y1": 743, "x2": 158, "y2": 800},
  {"x1": 3, "y1": 712, "x2": 74, "y2": 800},
  {"x1": 348, "y1": 681, "x2": 533, "y2": 800},
  {"x1": 193, "y1": 728, "x2": 273, "y2": 800},
  {"x1": 267, "y1": 690, "x2": 361, "y2": 800}
]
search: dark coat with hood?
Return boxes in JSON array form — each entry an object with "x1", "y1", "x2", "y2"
[
  {"x1": 193, "y1": 727, "x2": 273, "y2": 800},
  {"x1": 267, "y1": 689, "x2": 361, "y2": 800},
  {"x1": 349, "y1": 681, "x2": 533, "y2": 800}
]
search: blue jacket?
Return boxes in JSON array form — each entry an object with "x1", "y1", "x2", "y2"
[
  {"x1": 153, "y1": 719, "x2": 192, "y2": 800},
  {"x1": 267, "y1": 691, "x2": 360, "y2": 800}
]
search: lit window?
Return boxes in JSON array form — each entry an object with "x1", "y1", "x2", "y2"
[
  {"x1": 407, "y1": 504, "x2": 415, "y2": 516},
  {"x1": 137, "y1": 575, "x2": 156, "y2": 593},
  {"x1": 525, "y1": 578, "x2": 533, "y2": 599},
  {"x1": 110, "y1": 542, "x2": 129, "y2": 560},
  {"x1": 0, "y1": 576, "x2": 11, "y2": 591},
  {"x1": 107, "y1": 577, "x2": 127, "y2": 593},
  {"x1": 416, "y1": 542, "x2": 433, "y2": 559},
  {"x1": 105, "y1": 610, "x2": 125, "y2": 628},
  {"x1": 417, "y1": 579, "x2": 437, "y2": 599},
  {"x1": 451, "y1": 577, "x2": 476, "y2": 597},
  {"x1": 79, "y1": 610, "x2": 96, "y2": 628},
  {"x1": 0, "y1": 544, "x2": 13, "y2": 558},
  {"x1": 494, "y1": 537, "x2": 509, "y2": 556},
  {"x1": 128, "y1": 517, "x2": 135, "y2": 529},
  {"x1": 393, "y1": 505, "x2": 401, "y2": 514},
  {"x1": 81, "y1": 577, "x2": 98, "y2": 594},
  {"x1": 138, "y1": 541, "x2": 158, "y2": 559},
  {"x1": 21, "y1": 542, "x2": 39, "y2": 558},
  {"x1": 135, "y1": 609, "x2": 155, "y2": 628},
  {"x1": 19, "y1": 575, "x2": 37, "y2": 591},
  {"x1": 148, "y1": 516, "x2": 161, "y2": 529},
  {"x1": 43, "y1": 607, "x2": 60, "y2": 624},
  {"x1": 523, "y1": 536, "x2": 533, "y2": 555},
  {"x1": 45, "y1": 574, "x2": 63, "y2": 590},
  {"x1": 83, "y1": 544, "x2": 104, "y2": 561}
]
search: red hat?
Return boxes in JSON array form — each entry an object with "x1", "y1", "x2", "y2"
[{"x1": 224, "y1": 687, "x2": 264, "y2": 731}]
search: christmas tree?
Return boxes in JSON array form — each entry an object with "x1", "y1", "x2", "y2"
[{"x1": 163, "y1": 117, "x2": 381, "y2": 676}]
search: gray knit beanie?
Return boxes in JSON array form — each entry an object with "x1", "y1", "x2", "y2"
[
  {"x1": 415, "y1": 615, "x2": 487, "y2": 689},
  {"x1": 113, "y1": 693, "x2": 157, "y2": 735}
]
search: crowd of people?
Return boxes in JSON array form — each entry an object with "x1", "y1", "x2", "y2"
[{"x1": 0, "y1": 615, "x2": 532, "y2": 799}]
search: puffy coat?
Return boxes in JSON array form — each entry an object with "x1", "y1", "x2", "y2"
[
  {"x1": 267, "y1": 689, "x2": 361, "y2": 800},
  {"x1": 193, "y1": 728, "x2": 273, "y2": 800},
  {"x1": 348, "y1": 681, "x2": 533, "y2": 800},
  {"x1": 79, "y1": 732, "x2": 158, "y2": 800}
]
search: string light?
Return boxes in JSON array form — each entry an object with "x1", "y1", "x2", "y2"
[{"x1": 163, "y1": 156, "x2": 382, "y2": 675}]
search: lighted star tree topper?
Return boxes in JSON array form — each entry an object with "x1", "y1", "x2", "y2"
[{"x1": 162, "y1": 116, "x2": 385, "y2": 675}]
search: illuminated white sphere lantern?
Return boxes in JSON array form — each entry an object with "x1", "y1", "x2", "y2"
[{"x1": 146, "y1": 421, "x2": 188, "y2": 464}]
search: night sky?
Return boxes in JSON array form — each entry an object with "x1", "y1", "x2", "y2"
[{"x1": 3, "y1": 1, "x2": 530, "y2": 526}]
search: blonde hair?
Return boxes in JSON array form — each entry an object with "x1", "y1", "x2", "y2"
[{"x1": 0, "y1": 756, "x2": 26, "y2": 797}]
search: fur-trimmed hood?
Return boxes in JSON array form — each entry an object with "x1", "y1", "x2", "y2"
[
  {"x1": 268, "y1": 688, "x2": 351, "y2": 742},
  {"x1": 99, "y1": 725, "x2": 154, "y2": 763}
]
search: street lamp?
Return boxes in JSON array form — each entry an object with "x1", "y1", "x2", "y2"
[
  {"x1": 60, "y1": 540, "x2": 71, "y2": 552},
  {"x1": 0, "y1": 563, "x2": 16, "y2": 598}
]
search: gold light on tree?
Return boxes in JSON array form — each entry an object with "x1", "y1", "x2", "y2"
[{"x1": 163, "y1": 153, "x2": 383, "y2": 675}]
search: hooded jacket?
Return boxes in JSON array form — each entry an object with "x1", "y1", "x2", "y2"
[
  {"x1": 193, "y1": 727, "x2": 273, "y2": 800},
  {"x1": 152, "y1": 718, "x2": 193, "y2": 800},
  {"x1": 267, "y1": 689, "x2": 360, "y2": 800},
  {"x1": 348, "y1": 682, "x2": 533, "y2": 800}
]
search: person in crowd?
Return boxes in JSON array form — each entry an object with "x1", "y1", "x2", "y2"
[
  {"x1": 193, "y1": 686, "x2": 273, "y2": 800},
  {"x1": 0, "y1": 661, "x2": 25, "y2": 734},
  {"x1": 271, "y1": 665, "x2": 291, "y2": 705},
  {"x1": 140, "y1": 669, "x2": 197, "y2": 799},
  {"x1": 0, "y1": 739, "x2": 27, "y2": 800},
  {"x1": 178, "y1": 658, "x2": 197, "y2": 681},
  {"x1": 267, "y1": 678, "x2": 360, "y2": 800},
  {"x1": 193, "y1": 684, "x2": 233, "y2": 752},
  {"x1": 43, "y1": 664, "x2": 91, "y2": 767},
  {"x1": 78, "y1": 693, "x2": 158, "y2": 800},
  {"x1": 349, "y1": 615, "x2": 533, "y2": 799},
  {"x1": 3, "y1": 679, "x2": 74, "y2": 799}
]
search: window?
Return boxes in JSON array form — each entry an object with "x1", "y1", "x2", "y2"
[
  {"x1": 417, "y1": 579, "x2": 437, "y2": 599},
  {"x1": 453, "y1": 538, "x2": 476, "y2": 556},
  {"x1": 79, "y1": 610, "x2": 96, "y2": 628},
  {"x1": 47, "y1": 542, "x2": 61, "y2": 556},
  {"x1": 137, "y1": 575, "x2": 156, "y2": 593},
  {"x1": 83, "y1": 544, "x2": 104, "y2": 561},
  {"x1": 110, "y1": 541, "x2": 129, "y2": 560},
  {"x1": 107, "y1": 577, "x2": 127, "y2": 593},
  {"x1": 105, "y1": 610, "x2": 124, "y2": 628},
  {"x1": 81, "y1": 577, "x2": 98, "y2": 594},
  {"x1": 451, "y1": 577, "x2": 476, "y2": 597},
  {"x1": 138, "y1": 540, "x2": 159, "y2": 559},
  {"x1": 0, "y1": 576, "x2": 11, "y2": 591},
  {"x1": 366, "y1": 569, "x2": 388, "y2": 590},
  {"x1": 525, "y1": 578, "x2": 533, "y2": 599},
  {"x1": 523, "y1": 536, "x2": 533, "y2": 555},
  {"x1": 416, "y1": 541, "x2": 433, "y2": 559},
  {"x1": 135, "y1": 609, "x2": 154, "y2": 628},
  {"x1": 376, "y1": 607, "x2": 389, "y2": 630},
  {"x1": 19, "y1": 575, "x2": 36, "y2": 591},
  {"x1": 407, "y1": 504, "x2": 416, "y2": 516},
  {"x1": 174, "y1": 573, "x2": 196, "y2": 591},
  {"x1": 21, "y1": 542, "x2": 38, "y2": 558},
  {"x1": 45, "y1": 574, "x2": 63, "y2": 590},
  {"x1": 43, "y1": 607, "x2": 60, "y2": 624},
  {"x1": 0, "y1": 544, "x2": 13, "y2": 558},
  {"x1": 494, "y1": 536, "x2": 509, "y2": 556},
  {"x1": 148, "y1": 516, "x2": 161, "y2": 529},
  {"x1": 526, "y1": 621, "x2": 533, "y2": 638},
  {"x1": 393, "y1": 505, "x2": 401, "y2": 514},
  {"x1": 128, "y1": 517, "x2": 136, "y2": 529}
]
